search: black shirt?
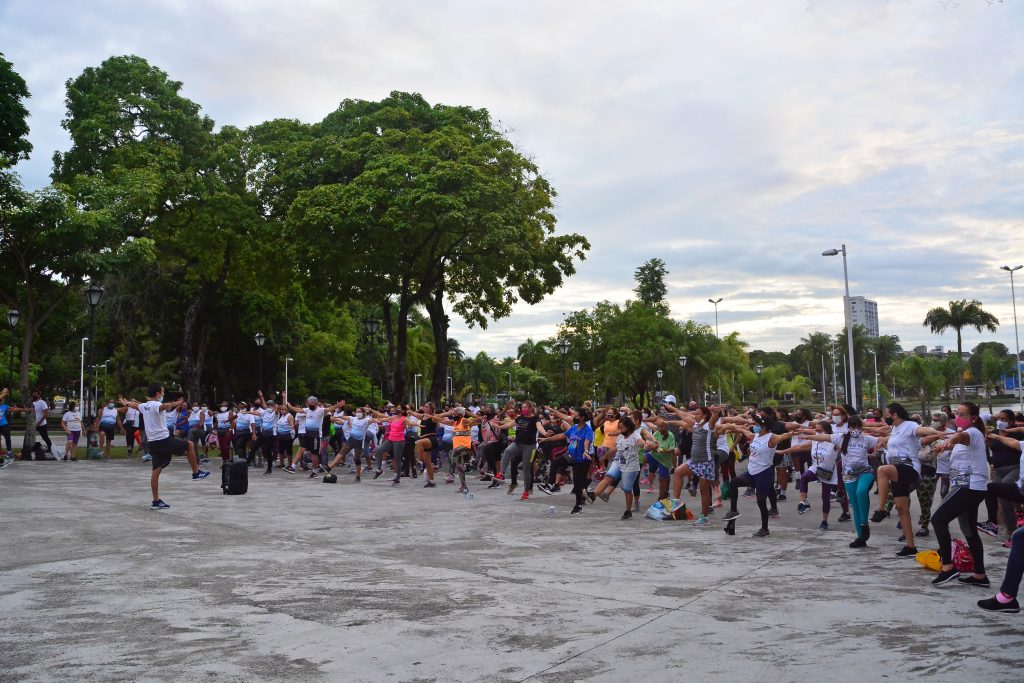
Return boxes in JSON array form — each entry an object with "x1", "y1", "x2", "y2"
[
  {"x1": 515, "y1": 415, "x2": 539, "y2": 445},
  {"x1": 991, "y1": 432, "x2": 1023, "y2": 469}
]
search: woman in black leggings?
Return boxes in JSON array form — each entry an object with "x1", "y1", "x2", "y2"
[{"x1": 929, "y1": 402, "x2": 990, "y2": 588}]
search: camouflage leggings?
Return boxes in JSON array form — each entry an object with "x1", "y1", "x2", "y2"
[{"x1": 885, "y1": 475, "x2": 937, "y2": 528}]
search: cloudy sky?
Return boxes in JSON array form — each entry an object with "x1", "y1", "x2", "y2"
[{"x1": 3, "y1": 0, "x2": 1023, "y2": 360}]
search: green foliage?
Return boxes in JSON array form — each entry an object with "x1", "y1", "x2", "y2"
[
  {"x1": 633, "y1": 258, "x2": 668, "y2": 313},
  {"x1": 0, "y1": 52, "x2": 32, "y2": 167}
]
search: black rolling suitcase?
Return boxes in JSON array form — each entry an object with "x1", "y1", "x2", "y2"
[{"x1": 222, "y1": 457, "x2": 248, "y2": 495}]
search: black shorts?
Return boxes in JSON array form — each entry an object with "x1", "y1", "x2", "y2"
[
  {"x1": 418, "y1": 433, "x2": 438, "y2": 450},
  {"x1": 891, "y1": 463, "x2": 920, "y2": 497},
  {"x1": 148, "y1": 436, "x2": 187, "y2": 470},
  {"x1": 99, "y1": 424, "x2": 116, "y2": 439},
  {"x1": 300, "y1": 434, "x2": 320, "y2": 452}
]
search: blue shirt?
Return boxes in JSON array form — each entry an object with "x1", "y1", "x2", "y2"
[
  {"x1": 565, "y1": 423, "x2": 594, "y2": 462},
  {"x1": 0, "y1": 403, "x2": 9, "y2": 427}
]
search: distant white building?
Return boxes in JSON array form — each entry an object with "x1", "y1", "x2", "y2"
[{"x1": 847, "y1": 296, "x2": 879, "y2": 338}]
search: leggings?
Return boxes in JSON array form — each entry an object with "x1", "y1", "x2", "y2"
[
  {"x1": 986, "y1": 466, "x2": 1022, "y2": 535},
  {"x1": 450, "y1": 447, "x2": 470, "y2": 487},
  {"x1": 401, "y1": 438, "x2": 417, "y2": 476},
  {"x1": 501, "y1": 443, "x2": 537, "y2": 491},
  {"x1": 571, "y1": 460, "x2": 591, "y2": 506},
  {"x1": 1000, "y1": 525, "x2": 1024, "y2": 598},
  {"x1": 729, "y1": 468, "x2": 773, "y2": 531},
  {"x1": 932, "y1": 486, "x2": 986, "y2": 574},
  {"x1": 217, "y1": 430, "x2": 232, "y2": 459},
  {"x1": 717, "y1": 450, "x2": 735, "y2": 482},
  {"x1": 0, "y1": 424, "x2": 11, "y2": 453},
  {"x1": 843, "y1": 472, "x2": 875, "y2": 538},
  {"x1": 798, "y1": 470, "x2": 835, "y2": 514},
  {"x1": 373, "y1": 440, "x2": 405, "y2": 477},
  {"x1": 258, "y1": 432, "x2": 275, "y2": 464},
  {"x1": 916, "y1": 475, "x2": 937, "y2": 528},
  {"x1": 548, "y1": 454, "x2": 570, "y2": 485},
  {"x1": 124, "y1": 424, "x2": 139, "y2": 451},
  {"x1": 234, "y1": 432, "x2": 252, "y2": 461},
  {"x1": 37, "y1": 425, "x2": 52, "y2": 451}
]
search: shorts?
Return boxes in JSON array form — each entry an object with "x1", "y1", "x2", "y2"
[
  {"x1": 149, "y1": 436, "x2": 187, "y2": 470},
  {"x1": 419, "y1": 433, "x2": 438, "y2": 450},
  {"x1": 619, "y1": 469, "x2": 640, "y2": 492},
  {"x1": 100, "y1": 424, "x2": 116, "y2": 439},
  {"x1": 67, "y1": 431, "x2": 81, "y2": 445},
  {"x1": 645, "y1": 453, "x2": 670, "y2": 478},
  {"x1": 714, "y1": 448, "x2": 732, "y2": 465},
  {"x1": 738, "y1": 467, "x2": 774, "y2": 497},
  {"x1": 689, "y1": 459, "x2": 716, "y2": 481},
  {"x1": 606, "y1": 462, "x2": 623, "y2": 481},
  {"x1": 891, "y1": 464, "x2": 920, "y2": 497},
  {"x1": 300, "y1": 434, "x2": 320, "y2": 452}
]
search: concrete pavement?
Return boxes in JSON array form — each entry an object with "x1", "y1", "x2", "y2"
[{"x1": 0, "y1": 458, "x2": 1020, "y2": 682}]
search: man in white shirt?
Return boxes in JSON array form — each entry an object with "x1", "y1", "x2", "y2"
[
  {"x1": 31, "y1": 391, "x2": 52, "y2": 453},
  {"x1": 120, "y1": 384, "x2": 210, "y2": 509}
]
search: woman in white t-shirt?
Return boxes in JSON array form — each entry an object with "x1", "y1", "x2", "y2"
[
  {"x1": 722, "y1": 415, "x2": 788, "y2": 538},
  {"x1": 928, "y1": 401, "x2": 991, "y2": 588},
  {"x1": 61, "y1": 401, "x2": 83, "y2": 461}
]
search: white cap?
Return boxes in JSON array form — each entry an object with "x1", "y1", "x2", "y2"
[{"x1": 662, "y1": 395, "x2": 676, "y2": 405}]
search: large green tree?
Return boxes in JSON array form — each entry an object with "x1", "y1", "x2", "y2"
[
  {"x1": 633, "y1": 258, "x2": 669, "y2": 314},
  {"x1": 924, "y1": 299, "x2": 999, "y2": 399},
  {"x1": 0, "y1": 52, "x2": 32, "y2": 167}
]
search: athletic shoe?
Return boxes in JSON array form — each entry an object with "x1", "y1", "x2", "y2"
[
  {"x1": 373, "y1": 469, "x2": 383, "y2": 480},
  {"x1": 192, "y1": 470, "x2": 210, "y2": 480},
  {"x1": 444, "y1": 475, "x2": 455, "y2": 484},
  {"x1": 768, "y1": 508, "x2": 780, "y2": 518},
  {"x1": 424, "y1": 480, "x2": 436, "y2": 488},
  {"x1": 537, "y1": 483, "x2": 554, "y2": 495},
  {"x1": 977, "y1": 521, "x2": 1000, "y2": 538},
  {"x1": 742, "y1": 488, "x2": 755, "y2": 497},
  {"x1": 355, "y1": 476, "x2": 361, "y2": 483},
  {"x1": 895, "y1": 545, "x2": 916, "y2": 558},
  {"x1": 958, "y1": 575, "x2": 991, "y2": 587},
  {"x1": 1003, "y1": 539, "x2": 1013, "y2": 549},
  {"x1": 640, "y1": 477, "x2": 650, "y2": 486},
  {"x1": 931, "y1": 569, "x2": 961, "y2": 587},
  {"x1": 284, "y1": 466, "x2": 296, "y2": 474},
  {"x1": 693, "y1": 515, "x2": 710, "y2": 527},
  {"x1": 861, "y1": 524, "x2": 871, "y2": 542},
  {"x1": 520, "y1": 491, "x2": 530, "y2": 501},
  {"x1": 776, "y1": 492, "x2": 787, "y2": 502},
  {"x1": 645, "y1": 485, "x2": 654, "y2": 493},
  {"x1": 837, "y1": 512, "x2": 851, "y2": 522},
  {"x1": 479, "y1": 474, "x2": 492, "y2": 481},
  {"x1": 586, "y1": 490, "x2": 596, "y2": 503},
  {"x1": 898, "y1": 535, "x2": 906, "y2": 543},
  {"x1": 493, "y1": 473, "x2": 504, "y2": 482},
  {"x1": 849, "y1": 538, "x2": 867, "y2": 548},
  {"x1": 977, "y1": 596, "x2": 1020, "y2": 613},
  {"x1": 593, "y1": 470, "x2": 604, "y2": 482},
  {"x1": 896, "y1": 520, "x2": 902, "y2": 530},
  {"x1": 870, "y1": 509, "x2": 889, "y2": 523},
  {"x1": 550, "y1": 485, "x2": 561, "y2": 493},
  {"x1": 0, "y1": 458, "x2": 9, "y2": 469},
  {"x1": 916, "y1": 527, "x2": 930, "y2": 538},
  {"x1": 723, "y1": 510, "x2": 741, "y2": 521},
  {"x1": 797, "y1": 502, "x2": 811, "y2": 515},
  {"x1": 507, "y1": 482, "x2": 518, "y2": 495},
  {"x1": 456, "y1": 486, "x2": 467, "y2": 494},
  {"x1": 487, "y1": 480, "x2": 502, "y2": 489},
  {"x1": 571, "y1": 505, "x2": 583, "y2": 515},
  {"x1": 151, "y1": 499, "x2": 170, "y2": 510},
  {"x1": 818, "y1": 521, "x2": 828, "y2": 531},
  {"x1": 599, "y1": 491, "x2": 611, "y2": 503},
  {"x1": 621, "y1": 510, "x2": 633, "y2": 520},
  {"x1": 752, "y1": 528, "x2": 770, "y2": 538},
  {"x1": 391, "y1": 478, "x2": 401, "y2": 487},
  {"x1": 309, "y1": 471, "x2": 319, "y2": 479},
  {"x1": 142, "y1": 454, "x2": 152, "y2": 462},
  {"x1": 688, "y1": 486, "x2": 697, "y2": 498},
  {"x1": 632, "y1": 501, "x2": 640, "y2": 512},
  {"x1": 263, "y1": 468, "x2": 272, "y2": 475}
]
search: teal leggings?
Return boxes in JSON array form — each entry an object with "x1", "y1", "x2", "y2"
[{"x1": 844, "y1": 472, "x2": 876, "y2": 538}]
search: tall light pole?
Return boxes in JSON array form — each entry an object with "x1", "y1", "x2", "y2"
[
  {"x1": 869, "y1": 348, "x2": 880, "y2": 409},
  {"x1": 79, "y1": 337, "x2": 88, "y2": 407},
  {"x1": 830, "y1": 341, "x2": 839, "y2": 406},
  {"x1": 363, "y1": 318, "x2": 380, "y2": 405},
  {"x1": 254, "y1": 333, "x2": 266, "y2": 393},
  {"x1": 656, "y1": 368, "x2": 663, "y2": 397},
  {"x1": 755, "y1": 363, "x2": 764, "y2": 404},
  {"x1": 1002, "y1": 265, "x2": 1023, "y2": 411},
  {"x1": 820, "y1": 354, "x2": 827, "y2": 413},
  {"x1": 505, "y1": 372, "x2": 512, "y2": 399},
  {"x1": 414, "y1": 373, "x2": 423, "y2": 407},
  {"x1": 822, "y1": 246, "x2": 858, "y2": 409},
  {"x1": 84, "y1": 282, "x2": 104, "y2": 421},
  {"x1": 678, "y1": 355, "x2": 688, "y2": 403},
  {"x1": 6, "y1": 309, "x2": 20, "y2": 390},
  {"x1": 557, "y1": 339, "x2": 570, "y2": 405},
  {"x1": 284, "y1": 357, "x2": 294, "y2": 398},
  {"x1": 708, "y1": 298, "x2": 722, "y2": 337},
  {"x1": 571, "y1": 361, "x2": 580, "y2": 404},
  {"x1": 594, "y1": 382, "x2": 599, "y2": 406}
]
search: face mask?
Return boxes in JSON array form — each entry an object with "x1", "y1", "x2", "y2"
[
  {"x1": 831, "y1": 416, "x2": 842, "y2": 424},
  {"x1": 107, "y1": 403, "x2": 115, "y2": 409},
  {"x1": 954, "y1": 416, "x2": 972, "y2": 430},
  {"x1": 931, "y1": 421, "x2": 943, "y2": 430},
  {"x1": 221, "y1": 405, "x2": 228, "y2": 411},
  {"x1": 618, "y1": 410, "x2": 626, "y2": 417},
  {"x1": 521, "y1": 408, "x2": 530, "y2": 417},
  {"x1": 355, "y1": 412, "x2": 364, "y2": 419},
  {"x1": 884, "y1": 417, "x2": 894, "y2": 426},
  {"x1": 996, "y1": 420, "x2": 1009, "y2": 431},
  {"x1": 752, "y1": 425, "x2": 762, "y2": 435},
  {"x1": 849, "y1": 429, "x2": 862, "y2": 438}
]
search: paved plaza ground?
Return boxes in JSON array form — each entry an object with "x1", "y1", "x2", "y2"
[{"x1": 1, "y1": 458, "x2": 1021, "y2": 682}]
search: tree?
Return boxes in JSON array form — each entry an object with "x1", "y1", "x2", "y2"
[
  {"x1": 0, "y1": 52, "x2": 31, "y2": 167},
  {"x1": 516, "y1": 338, "x2": 549, "y2": 370},
  {"x1": 633, "y1": 258, "x2": 668, "y2": 313},
  {"x1": 923, "y1": 299, "x2": 999, "y2": 399},
  {"x1": 977, "y1": 348, "x2": 1014, "y2": 412},
  {"x1": 969, "y1": 341, "x2": 1009, "y2": 386},
  {"x1": 890, "y1": 355, "x2": 943, "y2": 417}
]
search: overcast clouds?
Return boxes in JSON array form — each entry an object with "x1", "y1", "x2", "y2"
[{"x1": 3, "y1": 0, "x2": 1023, "y2": 359}]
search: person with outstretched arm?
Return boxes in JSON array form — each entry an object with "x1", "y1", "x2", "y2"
[{"x1": 120, "y1": 384, "x2": 210, "y2": 509}]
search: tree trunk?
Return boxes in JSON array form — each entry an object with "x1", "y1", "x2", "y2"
[
  {"x1": 424, "y1": 283, "x2": 449, "y2": 405},
  {"x1": 394, "y1": 293, "x2": 410, "y2": 405},
  {"x1": 382, "y1": 299, "x2": 395, "y2": 401},
  {"x1": 957, "y1": 330, "x2": 965, "y2": 401},
  {"x1": 179, "y1": 247, "x2": 231, "y2": 401},
  {"x1": 18, "y1": 325, "x2": 36, "y2": 459}
]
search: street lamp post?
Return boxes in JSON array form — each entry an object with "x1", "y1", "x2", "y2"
[
  {"x1": 285, "y1": 356, "x2": 294, "y2": 398},
  {"x1": 820, "y1": 354, "x2": 827, "y2": 413},
  {"x1": 414, "y1": 373, "x2": 423, "y2": 407},
  {"x1": 254, "y1": 332, "x2": 266, "y2": 393},
  {"x1": 557, "y1": 340, "x2": 570, "y2": 405},
  {"x1": 869, "y1": 349, "x2": 880, "y2": 409},
  {"x1": 363, "y1": 318, "x2": 380, "y2": 405},
  {"x1": 656, "y1": 368, "x2": 663, "y2": 397},
  {"x1": 83, "y1": 283, "x2": 104, "y2": 421},
  {"x1": 1001, "y1": 265, "x2": 1023, "y2": 412},
  {"x1": 755, "y1": 363, "x2": 764, "y2": 404},
  {"x1": 594, "y1": 382, "x2": 599, "y2": 406},
  {"x1": 830, "y1": 342, "x2": 839, "y2": 406},
  {"x1": 678, "y1": 355, "x2": 688, "y2": 403},
  {"x1": 709, "y1": 298, "x2": 724, "y2": 403},
  {"x1": 6, "y1": 309, "x2": 20, "y2": 390},
  {"x1": 822, "y1": 245, "x2": 858, "y2": 409},
  {"x1": 506, "y1": 372, "x2": 512, "y2": 399}
]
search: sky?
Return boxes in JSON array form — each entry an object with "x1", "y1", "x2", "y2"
[{"x1": 3, "y1": 0, "x2": 1024, "y2": 361}]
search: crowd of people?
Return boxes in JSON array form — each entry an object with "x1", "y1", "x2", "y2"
[{"x1": 3, "y1": 382, "x2": 1024, "y2": 614}]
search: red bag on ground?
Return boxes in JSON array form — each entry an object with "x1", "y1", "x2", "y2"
[{"x1": 952, "y1": 538, "x2": 974, "y2": 573}]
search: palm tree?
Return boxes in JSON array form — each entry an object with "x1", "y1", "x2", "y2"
[
  {"x1": 924, "y1": 299, "x2": 999, "y2": 399},
  {"x1": 516, "y1": 338, "x2": 550, "y2": 371},
  {"x1": 868, "y1": 335, "x2": 902, "y2": 383},
  {"x1": 890, "y1": 355, "x2": 942, "y2": 417},
  {"x1": 462, "y1": 352, "x2": 498, "y2": 400},
  {"x1": 799, "y1": 331, "x2": 833, "y2": 396}
]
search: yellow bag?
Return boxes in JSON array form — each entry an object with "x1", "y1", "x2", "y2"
[{"x1": 916, "y1": 549, "x2": 941, "y2": 572}]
